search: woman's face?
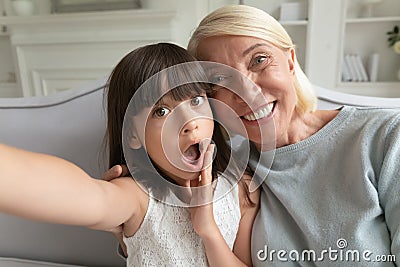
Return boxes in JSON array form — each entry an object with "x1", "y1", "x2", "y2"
[{"x1": 197, "y1": 35, "x2": 297, "y2": 149}]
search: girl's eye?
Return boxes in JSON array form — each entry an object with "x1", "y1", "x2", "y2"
[
  {"x1": 190, "y1": 96, "x2": 205, "y2": 106},
  {"x1": 153, "y1": 107, "x2": 170, "y2": 118}
]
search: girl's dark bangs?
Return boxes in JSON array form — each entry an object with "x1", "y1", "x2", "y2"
[
  {"x1": 165, "y1": 63, "x2": 211, "y2": 101},
  {"x1": 129, "y1": 62, "x2": 212, "y2": 114}
]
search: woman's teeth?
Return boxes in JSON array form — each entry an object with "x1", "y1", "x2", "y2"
[{"x1": 243, "y1": 102, "x2": 274, "y2": 121}]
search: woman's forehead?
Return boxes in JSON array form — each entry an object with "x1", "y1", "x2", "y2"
[{"x1": 197, "y1": 35, "x2": 275, "y2": 59}]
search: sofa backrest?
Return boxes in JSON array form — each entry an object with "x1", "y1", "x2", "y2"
[
  {"x1": 0, "y1": 78, "x2": 399, "y2": 266},
  {"x1": 0, "y1": 77, "x2": 124, "y2": 267}
]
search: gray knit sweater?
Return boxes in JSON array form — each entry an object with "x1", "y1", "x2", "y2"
[{"x1": 250, "y1": 106, "x2": 400, "y2": 266}]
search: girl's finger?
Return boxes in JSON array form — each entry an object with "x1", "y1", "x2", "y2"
[
  {"x1": 101, "y1": 165, "x2": 122, "y2": 180},
  {"x1": 200, "y1": 144, "x2": 215, "y2": 186},
  {"x1": 102, "y1": 164, "x2": 130, "y2": 181}
]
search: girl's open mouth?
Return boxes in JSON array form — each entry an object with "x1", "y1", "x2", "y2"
[
  {"x1": 181, "y1": 140, "x2": 209, "y2": 171},
  {"x1": 183, "y1": 143, "x2": 201, "y2": 162}
]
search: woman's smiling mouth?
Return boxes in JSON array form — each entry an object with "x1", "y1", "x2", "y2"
[{"x1": 242, "y1": 101, "x2": 276, "y2": 121}]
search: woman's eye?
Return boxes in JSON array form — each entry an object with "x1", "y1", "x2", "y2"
[
  {"x1": 153, "y1": 107, "x2": 170, "y2": 118},
  {"x1": 253, "y1": 55, "x2": 269, "y2": 66},
  {"x1": 190, "y1": 96, "x2": 205, "y2": 106}
]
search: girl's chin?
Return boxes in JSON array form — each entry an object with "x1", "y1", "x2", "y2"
[{"x1": 173, "y1": 172, "x2": 202, "y2": 186}]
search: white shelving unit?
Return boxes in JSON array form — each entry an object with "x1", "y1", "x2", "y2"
[
  {"x1": 300, "y1": 0, "x2": 400, "y2": 97},
  {"x1": 334, "y1": 0, "x2": 400, "y2": 96}
]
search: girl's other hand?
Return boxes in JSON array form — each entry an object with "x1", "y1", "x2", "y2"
[
  {"x1": 190, "y1": 144, "x2": 218, "y2": 238},
  {"x1": 102, "y1": 164, "x2": 130, "y2": 181}
]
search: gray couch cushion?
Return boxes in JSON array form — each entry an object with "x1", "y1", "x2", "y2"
[{"x1": 0, "y1": 77, "x2": 124, "y2": 267}]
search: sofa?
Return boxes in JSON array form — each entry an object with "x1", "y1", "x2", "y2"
[
  {"x1": 0, "y1": 77, "x2": 124, "y2": 267},
  {"x1": 0, "y1": 77, "x2": 399, "y2": 267}
]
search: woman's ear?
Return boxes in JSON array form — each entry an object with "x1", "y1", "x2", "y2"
[
  {"x1": 128, "y1": 135, "x2": 142, "y2": 149},
  {"x1": 288, "y1": 48, "x2": 295, "y2": 75}
]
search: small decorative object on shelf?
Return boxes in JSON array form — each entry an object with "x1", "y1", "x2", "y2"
[
  {"x1": 386, "y1": 25, "x2": 400, "y2": 80},
  {"x1": 342, "y1": 53, "x2": 369, "y2": 82},
  {"x1": 52, "y1": 0, "x2": 141, "y2": 13},
  {"x1": 279, "y1": 2, "x2": 308, "y2": 21},
  {"x1": 387, "y1": 25, "x2": 400, "y2": 54},
  {"x1": 367, "y1": 53, "x2": 380, "y2": 82},
  {"x1": 1, "y1": 11, "x2": 6, "y2": 34},
  {"x1": 361, "y1": 0, "x2": 383, "y2": 17},
  {"x1": 11, "y1": 0, "x2": 35, "y2": 16}
]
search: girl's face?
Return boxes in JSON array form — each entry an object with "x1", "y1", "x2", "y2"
[
  {"x1": 132, "y1": 92, "x2": 214, "y2": 186},
  {"x1": 197, "y1": 35, "x2": 297, "y2": 150}
]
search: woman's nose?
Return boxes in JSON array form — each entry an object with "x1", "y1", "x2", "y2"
[
  {"x1": 232, "y1": 75, "x2": 262, "y2": 105},
  {"x1": 181, "y1": 119, "x2": 198, "y2": 135},
  {"x1": 233, "y1": 85, "x2": 262, "y2": 105}
]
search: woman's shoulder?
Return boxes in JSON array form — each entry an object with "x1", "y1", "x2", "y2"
[
  {"x1": 346, "y1": 105, "x2": 400, "y2": 117},
  {"x1": 339, "y1": 106, "x2": 400, "y2": 145},
  {"x1": 352, "y1": 106, "x2": 400, "y2": 127}
]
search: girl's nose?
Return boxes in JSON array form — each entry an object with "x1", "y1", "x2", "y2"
[{"x1": 181, "y1": 119, "x2": 198, "y2": 135}]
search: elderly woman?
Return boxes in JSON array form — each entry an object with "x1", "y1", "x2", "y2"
[
  {"x1": 186, "y1": 5, "x2": 400, "y2": 266},
  {"x1": 107, "y1": 5, "x2": 399, "y2": 266}
]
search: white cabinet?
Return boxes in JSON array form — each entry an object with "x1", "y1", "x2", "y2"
[
  {"x1": 4, "y1": 10, "x2": 176, "y2": 97},
  {"x1": 0, "y1": 9, "x2": 177, "y2": 97},
  {"x1": 0, "y1": 0, "x2": 214, "y2": 97}
]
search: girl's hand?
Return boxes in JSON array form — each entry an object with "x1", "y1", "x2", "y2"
[
  {"x1": 190, "y1": 144, "x2": 218, "y2": 238},
  {"x1": 102, "y1": 164, "x2": 130, "y2": 181}
]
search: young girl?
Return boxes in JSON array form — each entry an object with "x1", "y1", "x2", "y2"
[{"x1": 0, "y1": 43, "x2": 259, "y2": 267}]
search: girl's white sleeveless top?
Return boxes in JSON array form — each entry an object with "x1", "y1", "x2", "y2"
[{"x1": 123, "y1": 177, "x2": 241, "y2": 267}]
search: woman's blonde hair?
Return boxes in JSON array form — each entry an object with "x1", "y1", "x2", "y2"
[{"x1": 188, "y1": 5, "x2": 317, "y2": 113}]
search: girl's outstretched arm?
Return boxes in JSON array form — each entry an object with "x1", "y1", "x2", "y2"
[{"x1": 0, "y1": 144, "x2": 143, "y2": 231}]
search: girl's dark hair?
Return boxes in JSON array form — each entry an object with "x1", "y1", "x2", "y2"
[{"x1": 105, "y1": 42, "x2": 253, "y2": 204}]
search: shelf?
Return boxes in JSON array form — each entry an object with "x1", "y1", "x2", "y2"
[
  {"x1": 0, "y1": 82, "x2": 19, "y2": 98},
  {"x1": 337, "y1": 82, "x2": 400, "y2": 97},
  {"x1": 0, "y1": 82, "x2": 17, "y2": 87},
  {"x1": 2, "y1": 9, "x2": 176, "y2": 46},
  {"x1": 0, "y1": 9, "x2": 175, "y2": 26},
  {"x1": 0, "y1": 24, "x2": 8, "y2": 35},
  {"x1": 346, "y1": 16, "x2": 400, "y2": 23},
  {"x1": 279, "y1": 20, "x2": 308, "y2": 26}
]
